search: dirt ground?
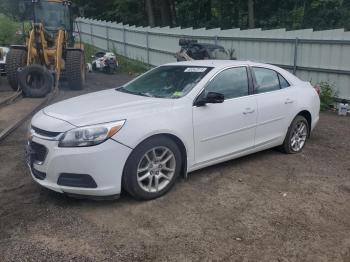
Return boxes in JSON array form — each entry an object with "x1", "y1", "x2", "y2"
[{"x1": 0, "y1": 72, "x2": 349, "y2": 262}]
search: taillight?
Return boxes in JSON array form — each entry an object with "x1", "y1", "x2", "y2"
[{"x1": 313, "y1": 84, "x2": 321, "y2": 96}]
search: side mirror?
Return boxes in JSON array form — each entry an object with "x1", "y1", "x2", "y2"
[{"x1": 195, "y1": 92, "x2": 224, "y2": 107}]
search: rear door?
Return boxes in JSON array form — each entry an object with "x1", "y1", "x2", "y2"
[
  {"x1": 193, "y1": 66, "x2": 257, "y2": 164},
  {"x1": 251, "y1": 67, "x2": 295, "y2": 148}
]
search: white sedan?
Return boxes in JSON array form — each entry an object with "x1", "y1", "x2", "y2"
[{"x1": 27, "y1": 60, "x2": 320, "y2": 200}]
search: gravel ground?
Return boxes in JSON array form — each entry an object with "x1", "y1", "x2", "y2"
[{"x1": 0, "y1": 73, "x2": 349, "y2": 262}]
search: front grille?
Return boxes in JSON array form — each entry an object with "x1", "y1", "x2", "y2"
[
  {"x1": 58, "y1": 173, "x2": 98, "y2": 188},
  {"x1": 30, "y1": 141, "x2": 48, "y2": 163},
  {"x1": 32, "y1": 126, "x2": 61, "y2": 138}
]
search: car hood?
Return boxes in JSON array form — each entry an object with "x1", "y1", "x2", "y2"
[{"x1": 43, "y1": 89, "x2": 174, "y2": 127}]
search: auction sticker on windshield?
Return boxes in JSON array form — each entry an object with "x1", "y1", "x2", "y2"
[{"x1": 184, "y1": 67, "x2": 208, "y2": 73}]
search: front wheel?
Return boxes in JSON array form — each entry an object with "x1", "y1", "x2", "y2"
[
  {"x1": 122, "y1": 136, "x2": 182, "y2": 200},
  {"x1": 281, "y1": 115, "x2": 309, "y2": 154}
]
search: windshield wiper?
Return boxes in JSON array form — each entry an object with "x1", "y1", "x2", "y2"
[{"x1": 116, "y1": 87, "x2": 154, "y2": 97}]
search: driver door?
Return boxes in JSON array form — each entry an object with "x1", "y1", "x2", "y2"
[{"x1": 193, "y1": 67, "x2": 257, "y2": 164}]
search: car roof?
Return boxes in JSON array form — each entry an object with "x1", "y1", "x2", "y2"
[
  {"x1": 163, "y1": 60, "x2": 303, "y2": 84},
  {"x1": 165, "y1": 60, "x2": 269, "y2": 69}
]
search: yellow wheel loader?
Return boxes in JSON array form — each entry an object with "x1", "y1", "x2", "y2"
[{"x1": 6, "y1": 0, "x2": 85, "y2": 97}]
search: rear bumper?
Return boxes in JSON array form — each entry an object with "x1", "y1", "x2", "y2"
[
  {"x1": 311, "y1": 115, "x2": 319, "y2": 132},
  {"x1": 27, "y1": 136, "x2": 132, "y2": 197}
]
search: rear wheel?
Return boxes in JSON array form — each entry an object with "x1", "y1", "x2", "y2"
[
  {"x1": 123, "y1": 136, "x2": 182, "y2": 200},
  {"x1": 6, "y1": 48, "x2": 27, "y2": 91},
  {"x1": 281, "y1": 115, "x2": 309, "y2": 154},
  {"x1": 66, "y1": 50, "x2": 85, "y2": 90}
]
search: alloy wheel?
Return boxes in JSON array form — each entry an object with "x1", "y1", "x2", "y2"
[
  {"x1": 290, "y1": 121, "x2": 308, "y2": 152},
  {"x1": 137, "y1": 146, "x2": 176, "y2": 193}
]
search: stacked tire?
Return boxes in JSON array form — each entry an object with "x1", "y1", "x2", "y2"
[
  {"x1": 6, "y1": 48, "x2": 85, "y2": 97},
  {"x1": 6, "y1": 48, "x2": 26, "y2": 91},
  {"x1": 6, "y1": 48, "x2": 53, "y2": 97},
  {"x1": 18, "y1": 65, "x2": 53, "y2": 98}
]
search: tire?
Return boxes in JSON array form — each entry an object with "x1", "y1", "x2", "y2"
[
  {"x1": 122, "y1": 136, "x2": 182, "y2": 200},
  {"x1": 6, "y1": 48, "x2": 27, "y2": 91},
  {"x1": 18, "y1": 65, "x2": 53, "y2": 98},
  {"x1": 104, "y1": 65, "x2": 114, "y2": 74},
  {"x1": 281, "y1": 115, "x2": 309, "y2": 154},
  {"x1": 92, "y1": 62, "x2": 97, "y2": 71},
  {"x1": 66, "y1": 50, "x2": 85, "y2": 90}
]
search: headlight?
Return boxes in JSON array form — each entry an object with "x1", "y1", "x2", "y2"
[{"x1": 58, "y1": 120, "x2": 125, "y2": 147}]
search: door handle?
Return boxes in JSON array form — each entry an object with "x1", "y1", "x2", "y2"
[
  {"x1": 243, "y1": 108, "x2": 255, "y2": 115},
  {"x1": 285, "y1": 99, "x2": 294, "y2": 104}
]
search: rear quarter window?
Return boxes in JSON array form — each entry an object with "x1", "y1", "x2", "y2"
[
  {"x1": 278, "y1": 74, "x2": 290, "y2": 88},
  {"x1": 253, "y1": 67, "x2": 280, "y2": 93},
  {"x1": 253, "y1": 67, "x2": 291, "y2": 93}
]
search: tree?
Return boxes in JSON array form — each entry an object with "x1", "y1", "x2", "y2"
[
  {"x1": 159, "y1": 0, "x2": 173, "y2": 26},
  {"x1": 169, "y1": 0, "x2": 177, "y2": 26},
  {"x1": 72, "y1": 0, "x2": 350, "y2": 31},
  {"x1": 0, "y1": 14, "x2": 20, "y2": 45},
  {"x1": 145, "y1": 0, "x2": 155, "y2": 27},
  {"x1": 0, "y1": 0, "x2": 21, "y2": 19},
  {"x1": 248, "y1": 0, "x2": 255, "y2": 28}
]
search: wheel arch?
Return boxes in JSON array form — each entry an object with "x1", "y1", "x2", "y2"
[
  {"x1": 296, "y1": 110, "x2": 312, "y2": 137},
  {"x1": 161, "y1": 133, "x2": 188, "y2": 178},
  {"x1": 124, "y1": 133, "x2": 188, "y2": 179}
]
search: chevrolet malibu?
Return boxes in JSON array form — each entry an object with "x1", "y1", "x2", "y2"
[{"x1": 27, "y1": 60, "x2": 320, "y2": 200}]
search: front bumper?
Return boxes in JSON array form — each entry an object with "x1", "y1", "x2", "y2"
[{"x1": 26, "y1": 136, "x2": 132, "y2": 197}]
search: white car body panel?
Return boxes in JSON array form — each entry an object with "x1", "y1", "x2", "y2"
[
  {"x1": 193, "y1": 95, "x2": 257, "y2": 164},
  {"x1": 0, "y1": 47, "x2": 9, "y2": 75},
  {"x1": 30, "y1": 136, "x2": 131, "y2": 196},
  {"x1": 28, "y1": 60, "x2": 320, "y2": 197},
  {"x1": 0, "y1": 47, "x2": 9, "y2": 62},
  {"x1": 32, "y1": 110, "x2": 76, "y2": 132},
  {"x1": 254, "y1": 88, "x2": 293, "y2": 147}
]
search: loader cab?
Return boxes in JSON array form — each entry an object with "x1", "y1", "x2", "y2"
[{"x1": 33, "y1": 1, "x2": 74, "y2": 33}]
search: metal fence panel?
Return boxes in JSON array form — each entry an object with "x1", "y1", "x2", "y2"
[{"x1": 76, "y1": 17, "x2": 350, "y2": 100}]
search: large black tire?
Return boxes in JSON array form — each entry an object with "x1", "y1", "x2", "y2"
[
  {"x1": 66, "y1": 50, "x2": 85, "y2": 90},
  {"x1": 18, "y1": 65, "x2": 53, "y2": 98},
  {"x1": 281, "y1": 115, "x2": 309, "y2": 154},
  {"x1": 122, "y1": 136, "x2": 182, "y2": 200},
  {"x1": 6, "y1": 48, "x2": 27, "y2": 91}
]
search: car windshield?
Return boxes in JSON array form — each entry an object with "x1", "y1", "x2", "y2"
[
  {"x1": 117, "y1": 66, "x2": 212, "y2": 99},
  {"x1": 34, "y1": 1, "x2": 71, "y2": 31}
]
